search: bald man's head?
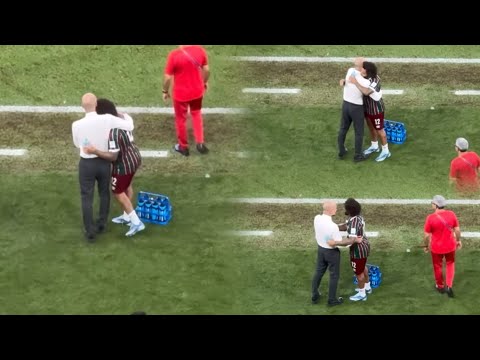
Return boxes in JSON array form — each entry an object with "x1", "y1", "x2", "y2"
[
  {"x1": 81, "y1": 93, "x2": 97, "y2": 113},
  {"x1": 354, "y1": 57, "x2": 365, "y2": 70},
  {"x1": 322, "y1": 201, "x2": 337, "y2": 215}
]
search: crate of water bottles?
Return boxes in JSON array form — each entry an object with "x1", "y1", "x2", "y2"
[
  {"x1": 385, "y1": 120, "x2": 407, "y2": 145},
  {"x1": 135, "y1": 191, "x2": 172, "y2": 225},
  {"x1": 353, "y1": 264, "x2": 382, "y2": 289}
]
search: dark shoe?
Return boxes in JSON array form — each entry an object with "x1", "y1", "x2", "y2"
[
  {"x1": 311, "y1": 293, "x2": 321, "y2": 304},
  {"x1": 174, "y1": 144, "x2": 190, "y2": 157},
  {"x1": 338, "y1": 149, "x2": 348, "y2": 160},
  {"x1": 354, "y1": 155, "x2": 367, "y2": 162},
  {"x1": 327, "y1": 297, "x2": 344, "y2": 307},
  {"x1": 196, "y1": 143, "x2": 209, "y2": 154},
  {"x1": 96, "y1": 224, "x2": 106, "y2": 234},
  {"x1": 446, "y1": 287, "x2": 454, "y2": 298},
  {"x1": 435, "y1": 285, "x2": 445, "y2": 294},
  {"x1": 85, "y1": 232, "x2": 96, "y2": 243}
]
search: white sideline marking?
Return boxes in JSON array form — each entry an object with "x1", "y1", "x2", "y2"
[
  {"x1": 233, "y1": 56, "x2": 480, "y2": 64},
  {"x1": 231, "y1": 230, "x2": 480, "y2": 238},
  {"x1": 232, "y1": 198, "x2": 480, "y2": 205},
  {"x1": 383, "y1": 90, "x2": 404, "y2": 95},
  {"x1": 462, "y1": 232, "x2": 480, "y2": 238},
  {"x1": 0, "y1": 148, "x2": 248, "y2": 159},
  {"x1": 140, "y1": 150, "x2": 169, "y2": 158},
  {"x1": 232, "y1": 151, "x2": 249, "y2": 158},
  {"x1": 230, "y1": 230, "x2": 273, "y2": 237},
  {"x1": 0, "y1": 148, "x2": 27, "y2": 156},
  {"x1": 242, "y1": 88, "x2": 301, "y2": 94},
  {"x1": 0, "y1": 106, "x2": 246, "y2": 115},
  {"x1": 454, "y1": 90, "x2": 480, "y2": 96}
]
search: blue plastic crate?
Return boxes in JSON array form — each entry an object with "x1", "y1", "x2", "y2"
[
  {"x1": 384, "y1": 120, "x2": 407, "y2": 145},
  {"x1": 135, "y1": 191, "x2": 172, "y2": 225},
  {"x1": 353, "y1": 264, "x2": 382, "y2": 288}
]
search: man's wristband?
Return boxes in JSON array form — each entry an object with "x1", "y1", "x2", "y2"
[{"x1": 162, "y1": 90, "x2": 168, "y2": 94}]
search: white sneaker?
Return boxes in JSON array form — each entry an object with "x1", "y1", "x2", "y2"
[
  {"x1": 349, "y1": 292, "x2": 367, "y2": 301},
  {"x1": 363, "y1": 146, "x2": 380, "y2": 156},
  {"x1": 112, "y1": 215, "x2": 131, "y2": 225},
  {"x1": 375, "y1": 151, "x2": 391, "y2": 162},
  {"x1": 125, "y1": 221, "x2": 146, "y2": 237},
  {"x1": 356, "y1": 287, "x2": 372, "y2": 294}
]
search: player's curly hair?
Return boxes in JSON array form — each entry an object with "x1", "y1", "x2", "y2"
[
  {"x1": 363, "y1": 61, "x2": 378, "y2": 80},
  {"x1": 344, "y1": 198, "x2": 362, "y2": 217},
  {"x1": 96, "y1": 98, "x2": 118, "y2": 117}
]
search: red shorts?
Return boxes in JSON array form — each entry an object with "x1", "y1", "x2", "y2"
[
  {"x1": 111, "y1": 173, "x2": 134, "y2": 194},
  {"x1": 365, "y1": 112, "x2": 385, "y2": 130},
  {"x1": 351, "y1": 258, "x2": 367, "y2": 275}
]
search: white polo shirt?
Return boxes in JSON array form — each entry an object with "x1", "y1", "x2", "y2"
[
  {"x1": 72, "y1": 112, "x2": 134, "y2": 159},
  {"x1": 343, "y1": 68, "x2": 376, "y2": 105},
  {"x1": 314, "y1": 214, "x2": 342, "y2": 249}
]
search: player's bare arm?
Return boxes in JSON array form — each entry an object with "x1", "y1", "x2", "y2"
[
  {"x1": 349, "y1": 76, "x2": 374, "y2": 96},
  {"x1": 337, "y1": 222, "x2": 348, "y2": 231},
  {"x1": 84, "y1": 145, "x2": 119, "y2": 162},
  {"x1": 328, "y1": 236, "x2": 362, "y2": 247}
]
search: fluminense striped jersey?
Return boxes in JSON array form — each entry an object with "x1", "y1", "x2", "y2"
[
  {"x1": 364, "y1": 75, "x2": 385, "y2": 116},
  {"x1": 108, "y1": 128, "x2": 142, "y2": 175},
  {"x1": 347, "y1": 215, "x2": 370, "y2": 259}
]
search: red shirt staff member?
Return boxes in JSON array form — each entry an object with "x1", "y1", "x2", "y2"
[
  {"x1": 423, "y1": 195, "x2": 462, "y2": 298},
  {"x1": 449, "y1": 137, "x2": 480, "y2": 195},
  {"x1": 163, "y1": 45, "x2": 210, "y2": 157}
]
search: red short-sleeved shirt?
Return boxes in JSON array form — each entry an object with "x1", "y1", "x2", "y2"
[
  {"x1": 164, "y1": 45, "x2": 208, "y2": 102},
  {"x1": 424, "y1": 210, "x2": 459, "y2": 254},
  {"x1": 449, "y1": 152, "x2": 480, "y2": 192}
]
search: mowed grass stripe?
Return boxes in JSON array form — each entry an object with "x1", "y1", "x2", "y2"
[
  {"x1": 233, "y1": 198, "x2": 480, "y2": 205},
  {"x1": 234, "y1": 56, "x2": 480, "y2": 64},
  {"x1": 238, "y1": 62, "x2": 480, "y2": 88},
  {"x1": 0, "y1": 113, "x2": 251, "y2": 174},
  {"x1": 0, "y1": 106, "x2": 246, "y2": 114},
  {"x1": 231, "y1": 204, "x2": 480, "y2": 229}
]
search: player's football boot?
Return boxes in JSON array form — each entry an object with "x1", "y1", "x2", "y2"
[
  {"x1": 349, "y1": 292, "x2": 367, "y2": 301},
  {"x1": 363, "y1": 146, "x2": 380, "y2": 156},
  {"x1": 112, "y1": 215, "x2": 131, "y2": 225},
  {"x1": 125, "y1": 221, "x2": 146, "y2": 237},
  {"x1": 375, "y1": 151, "x2": 391, "y2": 162}
]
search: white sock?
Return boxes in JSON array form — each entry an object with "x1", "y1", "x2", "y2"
[
  {"x1": 382, "y1": 144, "x2": 389, "y2": 152},
  {"x1": 371, "y1": 141, "x2": 379, "y2": 148},
  {"x1": 129, "y1": 211, "x2": 141, "y2": 225},
  {"x1": 365, "y1": 282, "x2": 371, "y2": 290},
  {"x1": 123, "y1": 211, "x2": 130, "y2": 220},
  {"x1": 358, "y1": 288, "x2": 366, "y2": 296}
]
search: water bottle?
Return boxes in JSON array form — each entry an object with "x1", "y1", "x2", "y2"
[
  {"x1": 144, "y1": 201, "x2": 152, "y2": 220},
  {"x1": 151, "y1": 202, "x2": 159, "y2": 222},
  {"x1": 136, "y1": 200, "x2": 145, "y2": 219},
  {"x1": 136, "y1": 205, "x2": 143, "y2": 219}
]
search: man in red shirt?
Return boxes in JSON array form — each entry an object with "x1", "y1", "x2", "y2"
[
  {"x1": 423, "y1": 195, "x2": 462, "y2": 298},
  {"x1": 449, "y1": 137, "x2": 480, "y2": 194},
  {"x1": 163, "y1": 45, "x2": 210, "y2": 157}
]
